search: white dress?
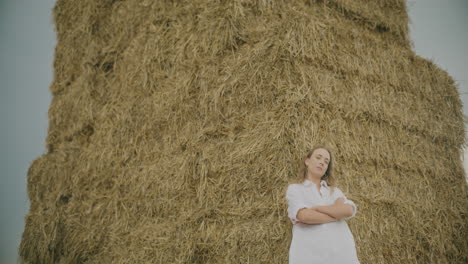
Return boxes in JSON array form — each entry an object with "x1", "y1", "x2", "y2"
[{"x1": 286, "y1": 179, "x2": 360, "y2": 264}]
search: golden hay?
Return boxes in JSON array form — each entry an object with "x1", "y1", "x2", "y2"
[{"x1": 20, "y1": 0, "x2": 467, "y2": 263}]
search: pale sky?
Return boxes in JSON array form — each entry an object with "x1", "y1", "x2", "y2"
[{"x1": 406, "y1": 0, "x2": 468, "y2": 179}]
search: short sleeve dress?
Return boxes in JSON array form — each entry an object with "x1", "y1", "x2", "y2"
[{"x1": 286, "y1": 179, "x2": 360, "y2": 264}]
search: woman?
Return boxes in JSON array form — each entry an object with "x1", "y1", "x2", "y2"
[{"x1": 286, "y1": 145, "x2": 360, "y2": 264}]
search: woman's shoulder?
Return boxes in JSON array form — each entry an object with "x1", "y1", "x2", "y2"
[
  {"x1": 330, "y1": 185, "x2": 345, "y2": 196},
  {"x1": 330, "y1": 185, "x2": 341, "y2": 191},
  {"x1": 285, "y1": 183, "x2": 303, "y2": 198},
  {"x1": 286, "y1": 182, "x2": 304, "y2": 191}
]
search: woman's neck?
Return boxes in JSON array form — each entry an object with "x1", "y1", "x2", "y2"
[{"x1": 306, "y1": 174, "x2": 321, "y2": 186}]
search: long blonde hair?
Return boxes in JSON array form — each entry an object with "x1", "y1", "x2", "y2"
[{"x1": 293, "y1": 144, "x2": 337, "y2": 194}]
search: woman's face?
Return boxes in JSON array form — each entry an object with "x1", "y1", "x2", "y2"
[{"x1": 305, "y1": 148, "x2": 330, "y2": 178}]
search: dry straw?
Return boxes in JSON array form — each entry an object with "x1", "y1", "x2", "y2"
[{"x1": 20, "y1": 0, "x2": 467, "y2": 263}]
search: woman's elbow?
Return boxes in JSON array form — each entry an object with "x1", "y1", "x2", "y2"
[
  {"x1": 343, "y1": 204, "x2": 354, "y2": 218},
  {"x1": 296, "y1": 208, "x2": 307, "y2": 222}
]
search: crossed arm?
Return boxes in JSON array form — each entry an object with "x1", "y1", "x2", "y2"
[{"x1": 296, "y1": 201, "x2": 354, "y2": 225}]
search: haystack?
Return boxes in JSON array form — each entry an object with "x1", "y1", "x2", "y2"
[{"x1": 20, "y1": 0, "x2": 467, "y2": 263}]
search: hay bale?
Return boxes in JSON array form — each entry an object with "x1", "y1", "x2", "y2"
[{"x1": 20, "y1": 0, "x2": 467, "y2": 263}]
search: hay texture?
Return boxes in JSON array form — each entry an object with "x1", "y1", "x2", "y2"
[{"x1": 20, "y1": 0, "x2": 467, "y2": 263}]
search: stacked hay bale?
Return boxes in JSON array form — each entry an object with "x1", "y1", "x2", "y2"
[{"x1": 20, "y1": 0, "x2": 467, "y2": 263}]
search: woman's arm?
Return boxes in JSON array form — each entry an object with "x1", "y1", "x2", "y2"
[
  {"x1": 322, "y1": 188, "x2": 358, "y2": 221},
  {"x1": 314, "y1": 204, "x2": 353, "y2": 220},
  {"x1": 296, "y1": 207, "x2": 337, "y2": 224}
]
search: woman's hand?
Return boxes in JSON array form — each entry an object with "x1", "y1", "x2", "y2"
[{"x1": 334, "y1": 197, "x2": 345, "y2": 205}]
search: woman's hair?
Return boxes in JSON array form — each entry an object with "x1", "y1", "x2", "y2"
[{"x1": 293, "y1": 144, "x2": 337, "y2": 194}]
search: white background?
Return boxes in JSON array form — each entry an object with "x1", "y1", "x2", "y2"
[{"x1": 1, "y1": 0, "x2": 466, "y2": 263}]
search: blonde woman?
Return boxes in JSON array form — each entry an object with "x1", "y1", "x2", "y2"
[{"x1": 286, "y1": 145, "x2": 360, "y2": 264}]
